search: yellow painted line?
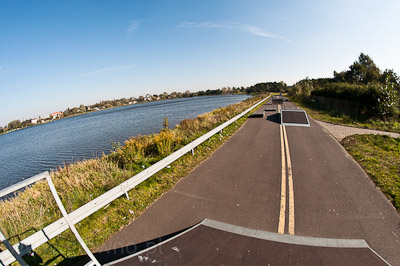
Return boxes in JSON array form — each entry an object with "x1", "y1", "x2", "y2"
[
  {"x1": 283, "y1": 125, "x2": 295, "y2": 235},
  {"x1": 278, "y1": 124, "x2": 286, "y2": 234}
]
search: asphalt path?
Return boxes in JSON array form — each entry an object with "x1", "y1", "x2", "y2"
[{"x1": 99, "y1": 98, "x2": 400, "y2": 265}]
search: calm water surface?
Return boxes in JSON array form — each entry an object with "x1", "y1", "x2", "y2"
[{"x1": 0, "y1": 95, "x2": 250, "y2": 190}]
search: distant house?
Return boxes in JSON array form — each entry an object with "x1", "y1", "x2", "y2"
[
  {"x1": 50, "y1": 112, "x2": 63, "y2": 119},
  {"x1": 31, "y1": 118, "x2": 38, "y2": 124}
]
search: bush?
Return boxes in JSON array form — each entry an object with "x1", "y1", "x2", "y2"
[
  {"x1": 312, "y1": 83, "x2": 398, "y2": 118},
  {"x1": 116, "y1": 135, "x2": 153, "y2": 164},
  {"x1": 153, "y1": 129, "x2": 182, "y2": 156}
]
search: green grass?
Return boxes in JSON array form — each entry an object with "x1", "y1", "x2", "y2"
[
  {"x1": 289, "y1": 96, "x2": 400, "y2": 133},
  {"x1": 341, "y1": 134, "x2": 400, "y2": 211},
  {"x1": 0, "y1": 94, "x2": 269, "y2": 266}
]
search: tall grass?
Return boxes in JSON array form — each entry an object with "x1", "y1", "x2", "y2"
[
  {"x1": 341, "y1": 134, "x2": 400, "y2": 211},
  {"x1": 0, "y1": 95, "x2": 265, "y2": 265}
]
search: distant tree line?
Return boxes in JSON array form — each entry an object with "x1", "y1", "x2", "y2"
[
  {"x1": 289, "y1": 53, "x2": 399, "y2": 119},
  {"x1": 245, "y1": 82, "x2": 287, "y2": 94},
  {"x1": 1, "y1": 119, "x2": 34, "y2": 133},
  {"x1": 1, "y1": 83, "x2": 279, "y2": 134}
]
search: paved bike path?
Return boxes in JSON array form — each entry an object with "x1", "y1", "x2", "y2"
[{"x1": 98, "y1": 98, "x2": 400, "y2": 265}]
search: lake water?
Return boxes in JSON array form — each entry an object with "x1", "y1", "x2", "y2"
[{"x1": 0, "y1": 95, "x2": 250, "y2": 190}]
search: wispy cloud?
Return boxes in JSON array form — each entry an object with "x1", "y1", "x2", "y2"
[
  {"x1": 178, "y1": 21, "x2": 227, "y2": 29},
  {"x1": 127, "y1": 20, "x2": 141, "y2": 35},
  {"x1": 242, "y1": 25, "x2": 282, "y2": 39},
  {"x1": 177, "y1": 21, "x2": 288, "y2": 41},
  {"x1": 80, "y1": 64, "x2": 136, "y2": 78}
]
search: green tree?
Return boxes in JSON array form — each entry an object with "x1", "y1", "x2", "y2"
[
  {"x1": 121, "y1": 98, "x2": 129, "y2": 104},
  {"x1": 21, "y1": 119, "x2": 31, "y2": 128},
  {"x1": 291, "y1": 77, "x2": 313, "y2": 99},
  {"x1": 349, "y1": 53, "x2": 381, "y2": 84},
  {"x1": 79, "y1": 104, "x2": 86, "y2": 112},
  {"x1": 246, "y1": 82, "x2": 287, "y2": 94},
  {"x1": 8, "y1": 119, "x2": 21, "y2": 130},
  {"x1": 333, "y1": 70, "x2": 352, "y2": 83}
]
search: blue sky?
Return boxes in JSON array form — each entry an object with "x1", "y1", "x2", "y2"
[{"x1": 1, "y1": 0, "x2": 399, "y2": 126}]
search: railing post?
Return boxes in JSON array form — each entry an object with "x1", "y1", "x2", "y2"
[
  {"x1": 0, "y1": 230, "x2": 28, "y2": 266},
  {"x1": 45, "y1": 174, "x2": 101, "y2": 266}
]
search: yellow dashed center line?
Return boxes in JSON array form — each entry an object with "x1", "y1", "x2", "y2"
[
  {"x1": 277, "y1": 104, "x2": 295, "y2": 235},
  {"x1": 283, "y1": 125, "x2": 295, "y2": 235},
  {"x1": 278, "y1": 124, "x2": 286, "y2": 234}
]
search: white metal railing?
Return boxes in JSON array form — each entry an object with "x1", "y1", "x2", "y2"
[
  {"x1": 0, "y1": 172, "x2": 101, "y2": 266},
  {"x1": 0, "y1": 172, "x2": 49, "y2": 199},
  {"x1": 0, "y1": 95, "x2": 269, "y2": 265}
]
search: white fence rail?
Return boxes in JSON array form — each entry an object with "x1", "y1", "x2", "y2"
[
  {"x1": 0, "y1": 172, "x2": 102, "y2": 266},
  {"x1": 0, "y1": 172, "x2": 49, "y2": 199},
  {"x1": 0, "y1": 95, "x2": 269, "y2": 265}
]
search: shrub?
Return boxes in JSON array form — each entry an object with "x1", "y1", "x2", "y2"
[
  {"x1": 153, "y1": 129, "x2": 182, "y2": 156},
  {"x1": 311, "y1": 83, "x2": 398, "y2": 118},
  {"x1": 116, "y1": 135, "x2": 153, "y2": 164}
]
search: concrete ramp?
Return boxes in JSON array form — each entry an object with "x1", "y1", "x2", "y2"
[
  {"x1": 281, "y1": 108, "x2": 310, "y2": 127},
  {"x1": 105, "y1": 219, "x2": 389, "y2": 266}
]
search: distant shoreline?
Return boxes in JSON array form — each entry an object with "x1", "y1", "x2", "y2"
[{"x1": 0, "y1": 93, "x2": 247, "y2": 137}]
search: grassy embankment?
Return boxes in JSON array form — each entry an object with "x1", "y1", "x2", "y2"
[
  {"x1": 341, "y1": 135, "x2": 400, "y2": 211},
  {"x1": 288, "y1": 96, "x2": 400, "y2": 212},
  {"x1": 0, "y1": 94, "x2": 267, "y2": 265},
  {"x1": 289, "y1": 96, "x2": 400, "y2": 133}
]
